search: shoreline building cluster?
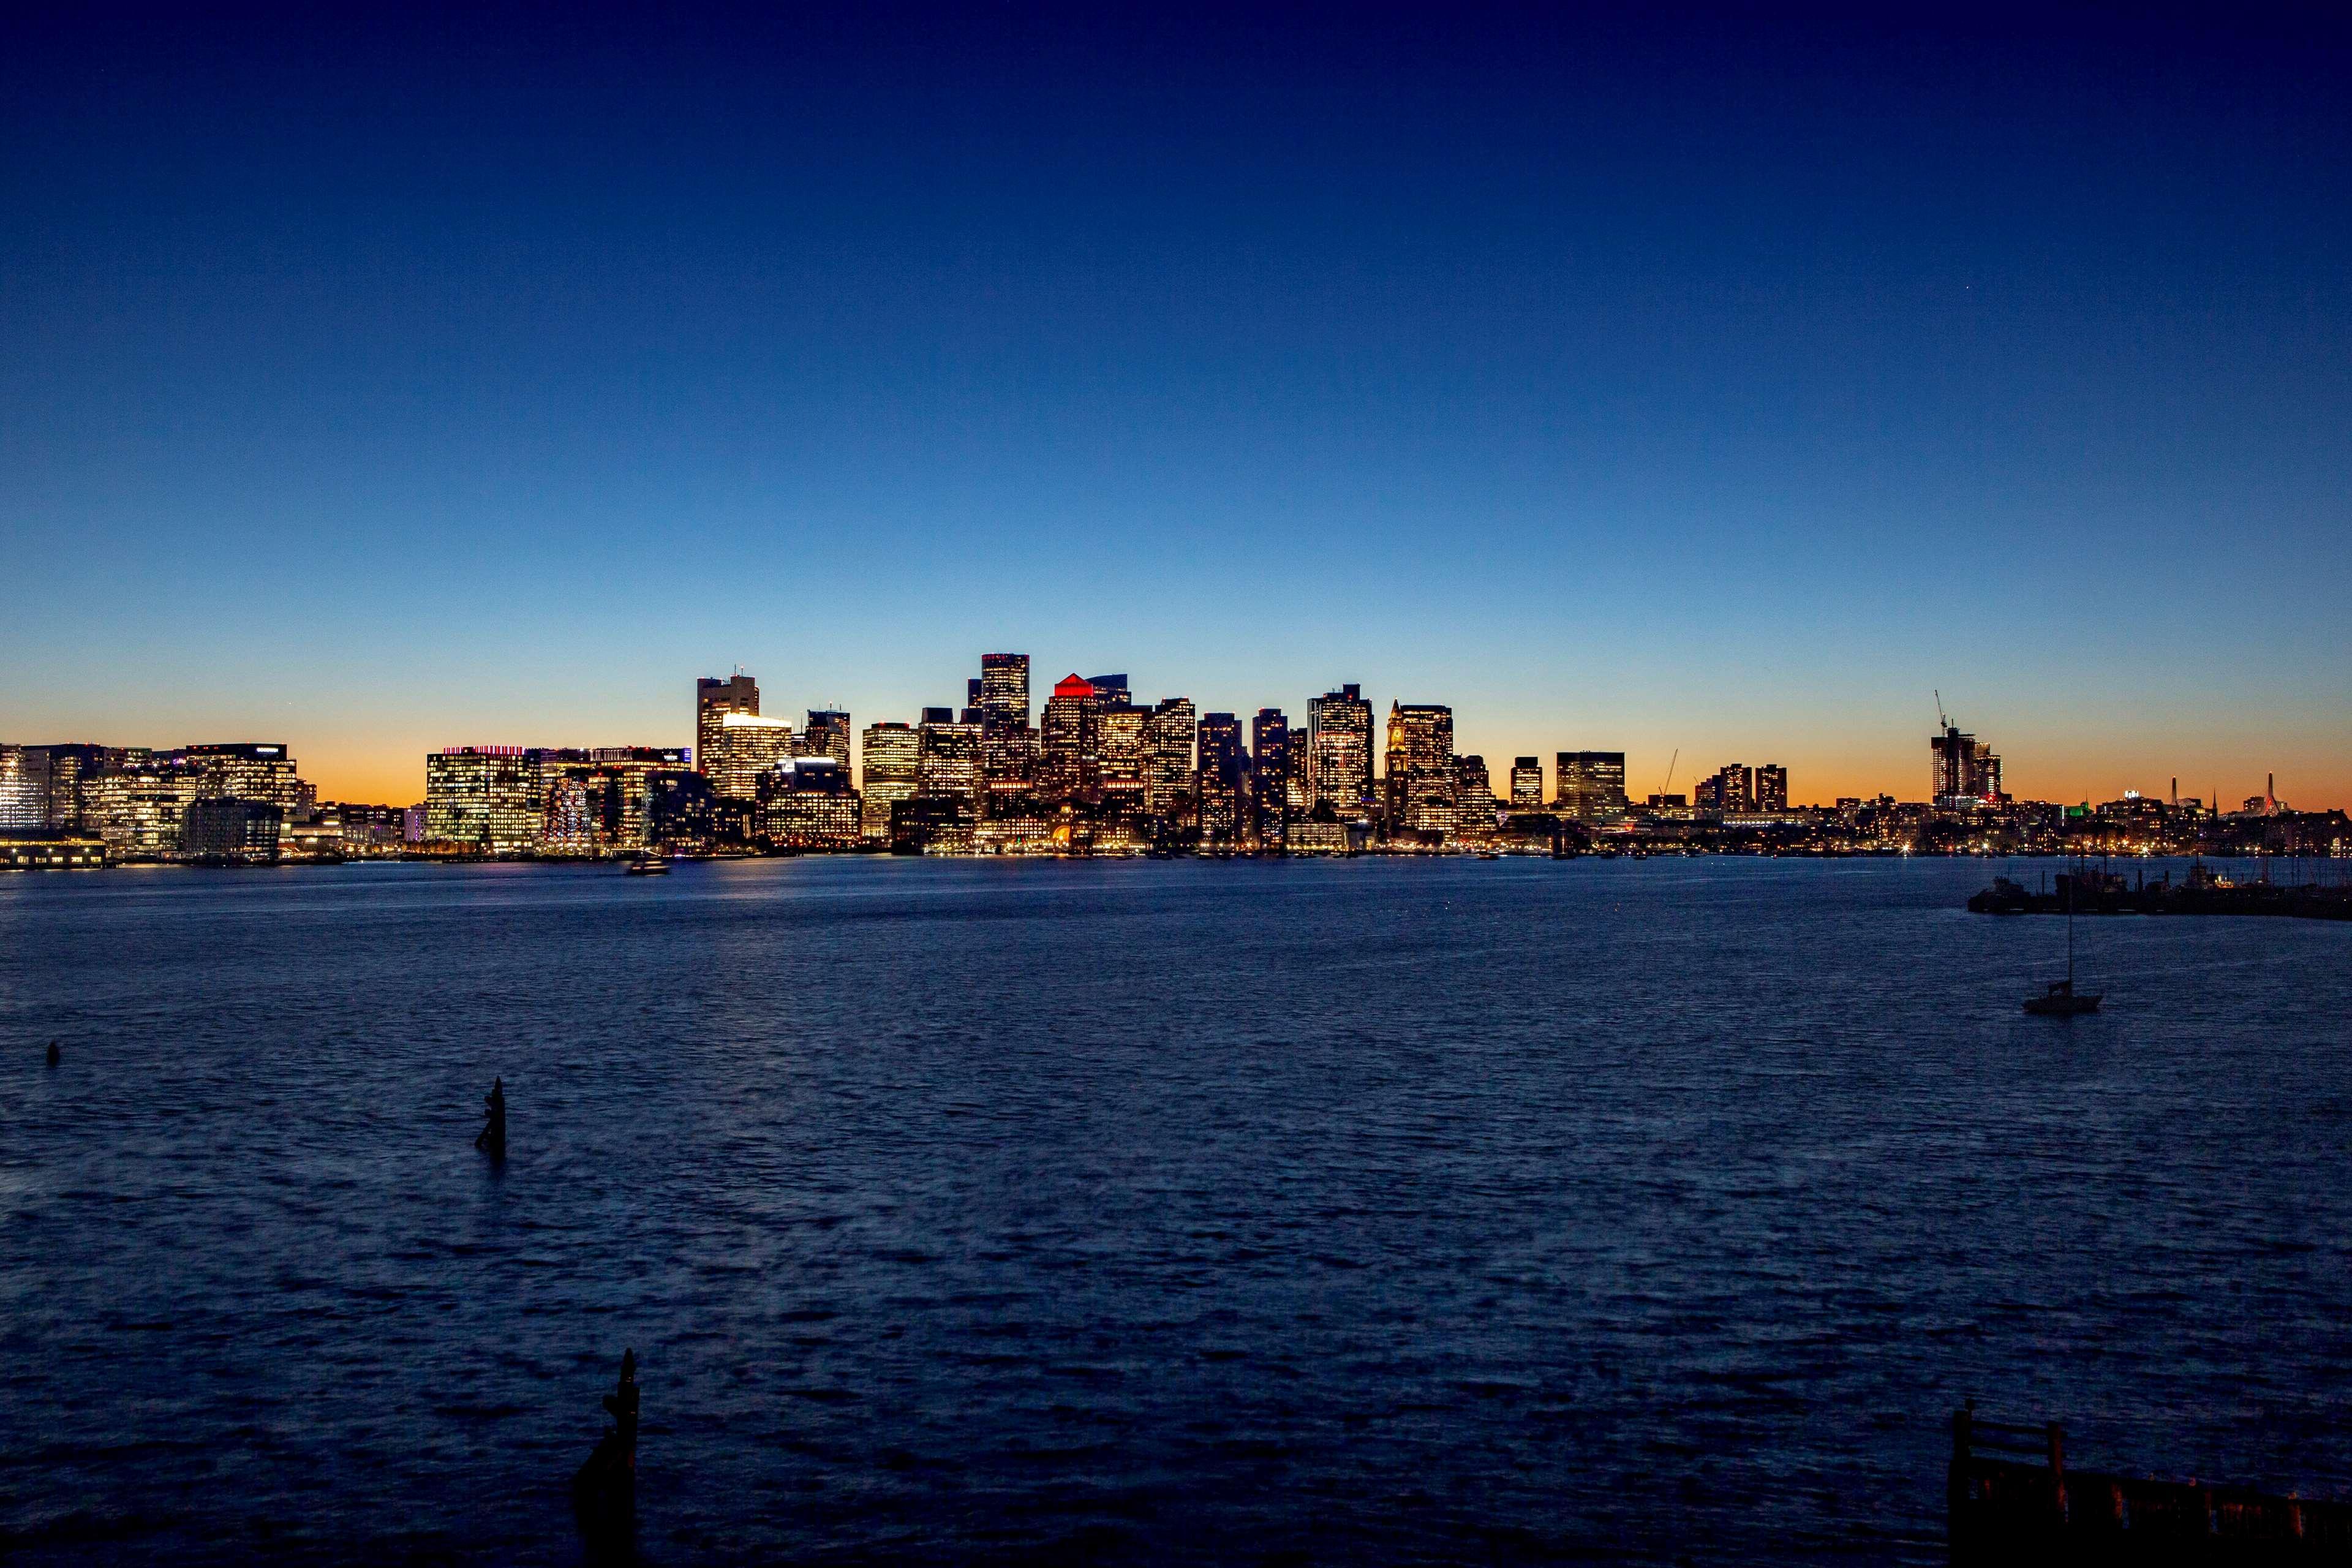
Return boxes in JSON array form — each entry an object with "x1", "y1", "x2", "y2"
[{"x1": 6, "y1": 674, "x2": 2344, "y2": 868}]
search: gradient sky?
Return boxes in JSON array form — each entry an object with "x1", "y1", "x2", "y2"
[{"x1": 5, "y1": 6, "x2": 2348, "y2": 808}]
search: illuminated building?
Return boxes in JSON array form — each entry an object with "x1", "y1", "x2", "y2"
[
  {"x1": 1931, "y1": 725, "x2": 2003, "y2": 808},
  {"x1": 1754, "y1": 764, "x2": 1789, "y2": 812},
  {"x1": 1695, "y1": 764, "x2": 1752, "y2": 813},
  {"x1": 24, "y1": 744, "x2": 111, "y2": 831},
  {"x1": 424, "y1": 747, "x2": 545, "y2": 854},
  {"x1": 1144, "y1": 697, "x2": 1196, "y2": 819},
  {"x1": 1556, "y1": 752, "x2": 1629, "y2": 824},
  {"x1": 582, "y1": 747, "x2": 688, "y2": 850},
  {"x1": 1087, "y1": 674, "x2": 1131, "y2": 706},
  {"x1": 695, "y1": 673, "x2": 759, "y2": 775},
  {"x1": 646, "y1": 770, "x2": 723, "y2": 851},
  {"x1": 180, "y1": 742, "x2": 302, "y2": 810},
  {"x1": 182, "y1": 799, "x2": 284, "y2": 862},
  {"x1": 0, "y1": 837, "x2": 105, "y2": 870},
  {"x1": 1308, "y1": 684, "x2": 1373, "y2": 817},
  {"x1": 1251, "y1": 709, "x2": 1291, "y2": 846},
  {"x1": 978, "y1": 654, "x2": 1035, "y2": 802},
  {"x1": 83, "y1": 763, "x2": 199, "y2": 858},
  {"x1": 1098, "y1": 702, "x2": 1148, "y2": 813},
  {"x1": 1455, "y1": 755, "x2": 1495, "y2": 839},
  {"x1": 540, "y1": 774, "x2": 601, "y2": 854},
  {"x1": 1196, "y1": 712, "x2": 1248, "y2": 846},
  {"x1": 891, "y1": 795, "x2": 974, "y2": 855},
  {"x1": 799, "y1": 710, "x2": 852, "y2": 767},
  {"x1": 860, "y1": 721, "x2": 919, "y2": 840},
  {"x1": 1383, "y1": 703, "x2": 1457, "y2": 835},
  {"x1": 0, "y1": 747, "x2": 42, "y2": 831},
  {"x1": 706, "y1": 710, "x2": 794, "y2": 801},
  {"x1": 918, "y1": 709, "x2": 982, "y2": 802},
  {"x1": 1038, "y1": 674, "x2": 1102, "y2": 803},
  {"x1": 1509, "y1": 756, "x2": 1544, "y2": 810},
  {"x1": 759, "y1": 757, "x2": 862, "y2": 851}
]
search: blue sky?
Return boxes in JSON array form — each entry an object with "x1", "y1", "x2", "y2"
[{"x1": 4, "y1": 6, "x2": 2347, "y2": 805}]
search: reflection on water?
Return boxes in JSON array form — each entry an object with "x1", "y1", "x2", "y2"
[{"x1": 2, "y1": 858, "x2": 2348, "y2": 1564}]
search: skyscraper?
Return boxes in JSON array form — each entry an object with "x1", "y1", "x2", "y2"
[
  {"x1": 1754, "y1": 763, "x2": 1789, "y2": 812},
  {"x1": 0, "y1": 747, "x2": 45, "y2": 831},
  {"x1": 799, "y1": 710, "x2": 852, "y2": 767},
  {"x1": 1308, "y1": 684, "x2": 1373, "y2": 817},
  {"x1": 1098, "y1": 701, "x2": 1148, "y2": 813},
  {"x1": 1556, "y1": 752, "x2": 1629, "y2": 824},
  {"x1": 1196, "y1": 712, "x2": 1248, "y2": 846},
  {"x1": 859, "y1": 722, "x2": 919, "y2": 840},
  {"x1": 1144, "y1": 697, "x2": 1197, "y2": 820},
  {"x1": 1086, "y1": 674, "x2": 1131, "y2": 706},
  {"x1": 1251, "y1": 709, "x2": 1291, "y2": 845},
  {"x1": 918, "y1": 710, "x2": 982, "y2": 803},
  {"x1": 695, "y1": 673, "x2": 759, "y2": 774},
  {"x1": 1695, "y1": 763, "x2": 1754, "y2": 814},
  {"x1": 1383, "y1": 702, "x2": 1457, "y2": 834},
  {"x1": 706, "y1": 710, "x2": 794, "y2": 801},
  {"x1": 978, "y1": 654, "x2": 1035, "y2": 803},
  {"x1": 1038, "y1": 674, "x2": 1102, "y2": 803},
  {"x1": 1931, "y1": 725, "x2": 2002, "y2": 807},
  {"x1": 424, "y1": 747, "x2": 544, "y2": 855},
  {"x1": 1509, "y1": 756, "x2": 1544, "y2": 810},
  {"x1": 1455, "y1": 754, "x2": 1494, "y2": 838},
  {"x1": 184, "y1": 742, "x2": 302, "y2": 810}
]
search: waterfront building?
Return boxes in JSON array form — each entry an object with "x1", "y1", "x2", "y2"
[
  {"x1": 424, "y1": 747, "x2": 545, "y2": 854},
  {"x1": 759, "y1": 757, "x2": 861, "y2": 850},
  {"x1": 1308, "y1": 684, "x2": 1374, "y2": 817},
  {"x1": 859, "y1": 721, "x2": 919, "y2": 841},
  {"x1": 581, "y1": 746, "x2": 688, "y2": 850},
  {"x1": 1455, "y1": 755, "x2": 1496, "y2": 839},
  {"x1": 83, "y1": 762, "x2": 200, "y2": 858},
  {"x1": 706, "y1": 710, "x2": 794, "y2": 801},
  {"x1": 0, "y1": 747, "x2": 43, "y2": 831},
  {"x1": 540, "y1": 774, "x2": 601, "y2": 854},
  {"x1": 1556, "y1": 752, "x2": 1629, "y2": 824},
  {"x1": 1287, "y1": 816, "x2": 1354, "y2": 855},
  {"x1": 1931, "y1": 724, "x2": 2003, "y2": 808},
  {"x1": 695, "y1": 673, "x2": 760, "y2": 774},
  {"x1": 799, "y1": 710, "x2": 852, "y2": 768},
  {"x1": 1251, "y1": 709, "x2": 1292, "y2": 846},
  {"x1": 1697, "y1": 763, "x2": 1754, "y2": 815},
  {"x1": 1196, "y1": 712, "x2": 1248, "y2": 846},
  {"x1": 1144, "y1": 697, "x2": 1197, "y2": 820},
  {"x1": 24, "y1": 744, "x2": 111, "y2": 831},
  {"x1": 183, "y1": 742, "x2": 303, "y2": 810},
  {"x1": 182, "y1": 798, "x2": 284, "y2": 862},
  {"x1": 889, "y1": 794, "x2": 975, "y2": 854},
  {"x1": 918, "y1": 711, "x2": 983, "y2": 802},
  {"x1": 1098, "y1": 702, "x2": 1148, "y2": 814},
  {"x1": 1755, "y1": 763, "x2": 1789, "y2": 812},
  {"x1": 1038, "y1": 674, "x2": 1102, "y2": 803},
  {"x1": 0, "y1": 836, "x2": 106, "y2": 870},
  {"x1": 1509, "y1": 756, "x2": 1544, "y2": 810},
  {"x1": 1384, "y1": 703, "x2": 1458, "y2": 836}
]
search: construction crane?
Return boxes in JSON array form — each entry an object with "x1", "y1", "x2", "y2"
[
  {"x1": 1659, "y1": 748, "x2": 1678, "y2": 798},
  {"x1": 1935, "y1": 690, "x2": 1949, "y2": 731}
]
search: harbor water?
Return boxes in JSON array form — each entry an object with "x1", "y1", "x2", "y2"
[{"x1": 3, "y1": 856, "x2": 2348, "y2": 1564}]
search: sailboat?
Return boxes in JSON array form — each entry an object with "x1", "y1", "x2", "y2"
[{"x1": 2023, "y1": 869, "x2": 2101, "y2": 1015}]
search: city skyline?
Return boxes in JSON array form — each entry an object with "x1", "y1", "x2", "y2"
[{"x1": 4, "y1": 659, "x2": 2336, "y2": 816}]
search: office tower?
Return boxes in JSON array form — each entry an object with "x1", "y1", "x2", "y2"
[
  {"x1": 183, "y1": 742, "x2": 302, "y2": 810},
  {"x1": 1308, "y1": 684, "x2": 1374, "y2": 816},
  {"x1": 695, "y1": 673, "x2": 760, "y2": 773},
  {"x1": 1509, "y1": 756, "x2": 1544, "y2": 810},
  {"x1": 967, "y1": 677, "x2": 982, "y2": 708},
  {"x1": 1696, "y1": 763, "x2": 1754, "y2": 814},
  {"x1": 1098, "y1": 702, "x2": 1148, "y2": 813},
  {"x1": 0, "y1": 747, "x2": 43, "y2": 831},
  {"x1": 1038, "y1": 674, "x2": 1102, "y2": 802},
  {"x1": 860, "y1": 722, "x2": 920, "y2": 840},
  {"x1": 1195, "y1": 713, "x2": 1248, "y2": 845},
  {"x1": 83, "y1": 760, "x2": 200, "y2": 859},
  {"x1": 1251, "y1": 709, "x2": 1291, "y2": 843},
  {"x1": 1455, "y1": 755, "x2": 1494, "y2": 837},
  {"x1": 576, "y1": 745, "x2": 690, "y2": 850},
  {"x1": 917, "y1": 711, "x2": 982, "y2": 802},
  {"x1": 799, "y1": 710, "x2": 852, "y2": 767},
  {"x1": 759, "y1": 757, "x2": 862, "y2": 850},
  {"x1": 1383, "y1": 703, "x2": 1457, "y2": 834},
  {"x1": 25, "y1": 744, "x2": 108, "y2": 831},
  {"x1": 423, "y1": 746, "x2": 545, "y2": 855},
  {"x1": 181, "y1": 799, "x2": 284, "y2": 862},
  {"x1": 1556, "y1": 752, "x2": 1629, "y2": 824},
  {"x1": 978, "y1": 653, "x2": 1035, "y2": 801},
  {"x1": 1754, "y1": 764, "x2": 1789, "y2": 812},
  {"x1": 1144, "y1": 697, "x2": 1197, "y2": 818},
  {"x1": 705, "y1": 711, "x2": 794, "y2": 801},
  {"x1": 1931, "y1": 725, "x2": 2002, "y2": 807},
  {"x1": 1087, "y1": 674, "x2": 1131, "y2": 706}
]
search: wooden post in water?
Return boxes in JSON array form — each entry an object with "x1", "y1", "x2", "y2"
[{"x1": 2046, "y1": 1420, "x2": 2068, "y2": 1525}]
